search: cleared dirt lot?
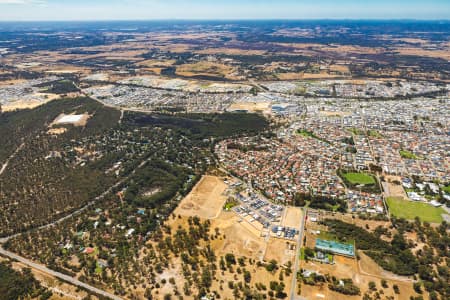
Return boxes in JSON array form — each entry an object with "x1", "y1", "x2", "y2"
[
  {"x1": 281, "y1": 206, "x2": 303, "y2": 229},
  {"x1": 174, "y1": 175, "x2": 228, "y2": 219},
  {"x1": 264, "y1": 237, "x2": 296, "y2": 266},
  {"x1": 300, "y1": 255, "x2": 361, "y2": 300},
  {"x1": 2, "y1": 93, "x2": 60, "y2": 112},
  {"x1": 228, "y1": 101, "x2": 271, "y2": 113},
  {"x1": 385, "y1": 175, "x2": 407, "y2": 199},
  {"x1": 210, "y1": 212, "x2": 266, "y2": 260},
  {"x1": 357, "y1": 252, "x2": 420, "y2": 300},
  {"x1": 319, "y1": 111, "x2": 351, "y2": 117},
  {"x1": 162, "y1": 186, "x2": 294, "y2": 299}
]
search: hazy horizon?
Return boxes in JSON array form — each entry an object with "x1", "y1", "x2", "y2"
[
  {"x1": 0, "y1": 0, "x2": 449, "y2": 21},
  {"x1": 1, "y1": 19, "x2": 450, "y2": 22}
]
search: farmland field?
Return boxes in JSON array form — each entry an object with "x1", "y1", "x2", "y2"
[{"x1": 386, "y1": 197, "x2": 445, "y2": 223}]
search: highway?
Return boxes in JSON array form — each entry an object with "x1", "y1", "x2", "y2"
[{"x1": 0, "y1": 247, "x2": 122, "y2": 300}]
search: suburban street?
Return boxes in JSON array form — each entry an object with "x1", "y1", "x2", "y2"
[{"x1": 290, "y1": 207, "x2": 307, "y2": 300}]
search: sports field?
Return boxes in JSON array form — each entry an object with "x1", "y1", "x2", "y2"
[
  {"x1": 386, "y1": 197, "x2": 445, "y2": 223},
  {"x1": 342, "y1": 172, "x2": 376, "y2": 185}
]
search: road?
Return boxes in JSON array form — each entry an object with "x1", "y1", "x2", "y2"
[
  {"x1": 290, "y1": 207, "x2": 307, "y2": 300},
  {"x1": 0, "y1": 156, "x2": 151, "y2": 299},
  {"x1": 0, "y1": 247, "x2": 122, "y2": 300},
  {"x1": 0, "y1": 158, "x2": 149, "y2": 244},
  {"x1": 0, "y1": 142, "x2": 25, "y2": 176},
  {"x1": 0, "y1": 142, "x2": 26, "y2": 243},
  {"x1": 219, "y1": 164, "x2": 308, "y2": 299},
  {"x1": 87, "y1": 93, "x2": 158, "y2": 115},
  {"x1": 0, "y1": 86, "x2": 147, "y2": 298}
]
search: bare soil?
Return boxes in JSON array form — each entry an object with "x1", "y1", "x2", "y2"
[{"x1": 174, "y1": 175, "x2": 228, "y2": 219}]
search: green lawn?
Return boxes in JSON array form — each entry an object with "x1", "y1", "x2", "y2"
[
  {"x1": 224, "y1": 201, "x2": 238, "y2": 210},
  {"x1": 95, "y1": 264, "x2": 103, "y2": 274},
  {"x1": 386, "y1": 197, "x2": 445, "y2": 223},
  {"x1": 317, "y1": 231, "x2": 355, "y2": 245},
  {"x1": 399, "y1": 150, "x2": 420, "y2": 160},
  {"x1": 348, "y1": 127, "x2": 365, "y2": 135},
  {"x1": 442, "y1": 185, "x2": 450, "y2": 194},
  {"x1": 300, "y1": 248, "x2": 305, "y2": 260},
  {"x1": 297, "y1": 129, "x2": 317, "y2": 138},
  {"x1": 367, "y1": 130, "x2": 383, "y2": 138},
  {"x1": 317, "y1": 231, "x2": 338, "y2": 241},
  {"x1": 342, "y1": 172, "x2": 376, "y2": 185},
  {"x1": 297, "y1": 129, "x2": 330, "y2": 144}
]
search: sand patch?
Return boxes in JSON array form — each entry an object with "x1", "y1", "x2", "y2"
[
  {"x1": 282, "y1": 206, "x2": 303, "y2": 229},
  {"x1": 51, "y1": 113, "x2": 91, "y2": 127},
  {"x1": 385, "y1": 175, "x2": 407, "y2": 199},
  {"x1": 264, "y1": 237, "x2": 296, "y2": 265},
  {"x1": 228, "y1": 101, "x2": 271, "y2": 113},
  {"x1": 174, "y1": 175, "x2": 228, "y2": 219}
]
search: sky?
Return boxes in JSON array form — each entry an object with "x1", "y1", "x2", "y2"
[{"x1": 0, "y1": 0, "x2": 449, "y2": 21}]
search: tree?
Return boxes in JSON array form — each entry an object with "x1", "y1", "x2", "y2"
[
  {"x1": 225, "y1": 253, "x2": 236, "y2": 266},
  {"x1": 304, "y1": 247, "x2": 315, "y2": 258},
  {"x1": 427, "y1": 291, "x2": 438, "y2": 300},
  {"x1": 244, "y1": 270, "x2": 251, "y2": 283},
  {"x1": 265, "y1": 260, "x2": 278, "y2": 272},
  {"x1": 144, "y1": 288, "x2": 153, "y2": 299},
  {"x1": 413, "y1": 282, "x2": 422, "y2": 294},
  {"x1": 393, "y1": 284, "x2": 400, "y2": 294}
]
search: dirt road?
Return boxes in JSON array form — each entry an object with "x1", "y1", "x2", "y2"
[{"x1": 0, "y1": 142, "x2": 25, "y2": 176}]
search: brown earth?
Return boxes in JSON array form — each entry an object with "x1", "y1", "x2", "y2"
[
  {"x1": 174, "y1": 175, "x2": 228, "y2": 219},
  {"x1": 282, "y1": 206, "x2": 303, "y2": 229}
]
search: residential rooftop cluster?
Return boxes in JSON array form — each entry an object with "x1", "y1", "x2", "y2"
[
  {"x1": 296, "y1": 98, "x2": 449, "y2": 182},
  {"x1": 233, "y1": 192, "x2": 283, "y2": 230},
  {"x1": 0, "y1": 76, "x2": 60, "y2": 107},
  {"x1": 118, "y1": 75, "x2": 252, "y2": 93},
  {"x1": 217, "y1": 135, "x2": 345, "y2": 199},
  {"x1": 216, "y1": 96, "x2": 449, "y2": 213},
  {"x1": 84, "y1": 84, "x2": 236, "y2": 113},
  {"x1": 263, "y1": 80, "x2": 445, "y2": 99}
]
